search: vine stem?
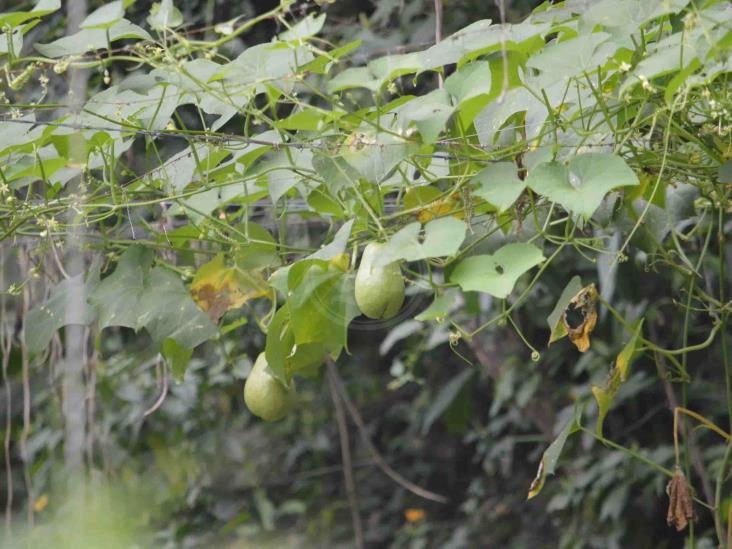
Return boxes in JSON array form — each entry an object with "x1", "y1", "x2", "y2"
[
  {"x1": 325, "y1": 358, "x2": 449, "y2": 504},
  {"x1": 714, "y1": 441, "x2": 732, "y2": 547},
  {"x1": 326, "y1": 363, "x2": 365, "y2": 549},
  {"x1": 0, "y1": 248, "x2": 13, "y2": 541},
  {"x1": 718, "y1": 195, "x2": 731, "y2": 432}
]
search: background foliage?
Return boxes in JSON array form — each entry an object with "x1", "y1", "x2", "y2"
[{"x1": 0, "y1": 0, "x2": 731, "y2": 547}]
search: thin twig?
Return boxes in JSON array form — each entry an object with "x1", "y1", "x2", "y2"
[
  {"x1": 18, "y1": 249, "x2": 33, "y2": 526},
  {"x1": 327, "y1": 365, "x2": 365, "y2": 549},
  {"x1": 325, "y1": 358, "x2": 449, "y2": 504},
  {"x1": 84, "y1": 326, "x2": 96, "y2": 468},
  {"x1": 494, "y1": 0, "x2": 510, "y2": 103},
  {"x1": 434, "y1": 0, "x2": 444, "y2": 88},
  {"x1": 143, "y1": 356, "x2": 169, "y2": 417},
  {"x1": 0, "y1": 247, "x2": 13, "y2": 541}
]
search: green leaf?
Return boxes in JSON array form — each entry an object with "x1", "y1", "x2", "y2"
[
  {"x1": 582, "y1": 0, "x2": 690, "y2": 35},
  {"x1": 415, "y1": 289, "x2": 460, "y2": 321},
  {"x1": 0, "y1": 27, "x2": 23, "y2": 56},
  {"x1": 276, "y1": 107, "x2": 330, "y2": 131},
  {"x1": 527, "y1": 405, "x2": 582, "y2": 499},
  {"x1": 91, "y1": 246, "x2": 154, "y2": 330},
  {"x1": 216, "y1": 43, "x2": 313, "y2": 90},
  {"x1": 264, "y1": 305, "x2": 292, "y2": 384},
  {"x1": 302, "y1": 39, "x2": 361, "y2": 74},
  {"x1": 35, "y1": 19, "x2": 151, "y2": 57},
  {"x1": 546, "y1": 276, "x2": 583, "y2": 345},
  {"x1": 147, "y1": 0, "x2": 183, "y2": 30},
  {"x1": 278, "y1": 13, "x2": 326, "y2": 41},
  {"x1": 340, "y1": 130, "x2": 417, "y2": 184},
  {"x1": 140, "y1": 268, "x2": 218, "y2": 349},
  {"x1": 422, "y1": 367, "x2": 475, "y2": 435},
  {"x1": 526, "y1": 153, "x2": 639, "y2": 218},
  {"x1": 445, "y1": 61, "x2": 491, "y2": 104},
  {"x1": 309, "y1": 220, "x2": 354, "y2": 260},
  {"x1": 526, "y1": 32, "x2": 612, "y2": 82},
  {"x1": 471, "y1": 162, "x2": 526, "y2": 212},
  {"x1": 450, "y1": 243, "x2": 544, "y2": 298},
  {"x1": 288, "y1": 264, "x2": 359, "y2": 352},
  {"x1": 162, "y1": 338, "x2": 193, "y2": 382},
  {"x1": 233, "y1": 222, "x2": 280, "y2": 270},
  {"x1": 474, "y1": 86, "x2": 546, "y2": 146},
  {"x1": 311, "y1": 154, "x2": 361, "y2": 195},
  {"x1": 593, "y1": 320, "x2": 643, "y2": 437},
  {"x1": 373, "y1": 217, "x2": 467, "y2": 267},
  {"x1": 418, "y1": 18, "x2": 549, "y2": 68},
  {"x1": 81, "y1": 0, "x2": 123, "y2": 29},
  {"x1": 395, "y1": 90, "x2": 454, "y2": 144},
  {"x1": 89, "y1": 246, "x2": 216, "y2": 349},
  {"x1": 0, "y1": 0, "x2": 60, "y2": 28},
  {"x1": 25, "y1": 259, "x2": 101, "y2": 354},
  {"x1": 327, "y1": 67, "x2": 381, "y2": 93},
  {"x1": 368, "y1": 52, "x2": 424, "y2": 85},
  {"x1": 719, "y1": 159, "x2": 732, "y2": 184}
]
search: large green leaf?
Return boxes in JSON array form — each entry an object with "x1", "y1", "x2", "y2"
[
  {"x1": 309, "y1": 220, "x2": 354, "y2": 260},
  {"x1": 445, "y1": 61, "x2": 492, "y2": 104},
  {"x1": 25, "y1": 259, "x2": 101, "y2": 354},
  {"x1": 340, "y1": 130, "x2": 417, "y2": 184},
  {"x1": 288, "y1": 263, "x2": 359, "y2": 352},
  {"x1": 526, "y1": 32, "x2": 612, "y2": 83},
  {"x1": 471, "y1": 162, "x2": 526, "y2": 212},
  {"x1": 450, "y1": 243, "x2": 544, "y2": 298},
  {"x1": 526, "y1": 153, "x2": 639, "y2": 218},
  {"x1": 35, "y1": 19, "x2": 151, "y2": 57},
  {"x1": 140, "y1": 268, "x2": 217, "y2": 349},
  {"x1": 373, "y1": 217, "x2": 467, "y2": 267},
  {"x1": 91, "y1": 246, "x2": 154, "y2": 330},
  {"x1": 89, "y1": 246, "x2": 216, "y2": 349},
  {"x1": 394, "y1": 89, "x2": 454, "y2": 144},
  {"x1": 0, "y1": 0, "x2": 60, "y2": 28}
]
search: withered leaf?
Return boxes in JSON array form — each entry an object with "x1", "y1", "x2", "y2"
[
  {"x1": 562, "y1": 283, "x2": 598, "y2": 353},
  {"x1": 190, "y1": 254, "x2": 271, "y2": 323},
  {"x1": 666, "y1": 468, "x2": 694, "y2": 531}
]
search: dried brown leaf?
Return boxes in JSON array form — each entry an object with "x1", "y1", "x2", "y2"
[
  {"x1": 562, "y1": 284, "x2": 598, "y2": 353},
  {"x1": 666, "y1": 468, "x2": 694, "y2": 531}
]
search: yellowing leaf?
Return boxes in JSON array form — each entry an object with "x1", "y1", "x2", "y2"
[
  {"x1": 593, "y1": 319, "x2": 643, "y2": 436},
  {"x1": 191, "y1": 254, "x2": 270, "y2": 323},
  {"x1": 416, "y1": 194, "x2": 463, "y2": 223},
  {"x1": 328, "y1": 253, "x2": 350, "y2": 272},
  {"x1": 546, "y1": 276, "x2": 583, "y2": 345},
  {"x1": 562, "y1": 284, "x2": 599, "y2": 353},
  {"x1": 33, "y1": 493, "x2": 49, "y2": 513}
]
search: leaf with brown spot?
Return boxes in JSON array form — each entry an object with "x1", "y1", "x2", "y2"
[
  {"x1": 527, "y1": 405, "x2": 581, "y2": 500},
  {"x1": 666, "y1": 468, "x2": 694, "y2": 531},
  {"x1": 190, "y1": 254, "x2": 271, "y2": 323},
  {"x1": 593, "y1": 319, "x2": 644, "y2": 436},
  {"x1": 562, "y1": 283, "x2": 599, "y2": 352}
]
